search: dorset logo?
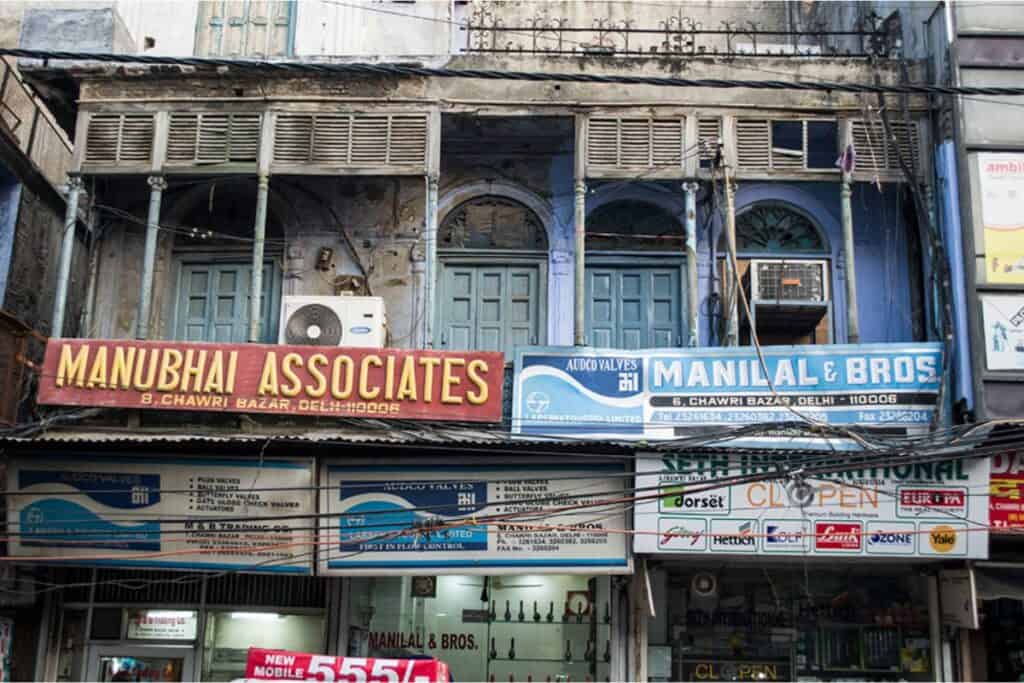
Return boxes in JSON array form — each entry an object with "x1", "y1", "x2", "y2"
[
  {"x1": 814, "y1": 522, "x2": 862, "y2": 550},
  {"x1": 928, "y1": 525, "x2": 957, "y2": 553}
]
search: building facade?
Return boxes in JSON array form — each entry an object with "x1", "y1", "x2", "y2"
[{"x1": 0, "y1": 1, "x2": 1003, "y2": 682}]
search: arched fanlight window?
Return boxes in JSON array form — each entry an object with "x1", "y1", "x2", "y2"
[
  {"x1": 440, "y1": 196, "x2": 548, "y2": 250},
  {"x1": 586, "y1": 200, "x2": 682, "y2": 251},
  {"x1": 718, "y1": 201, "x2": 828, "y2": 255}
]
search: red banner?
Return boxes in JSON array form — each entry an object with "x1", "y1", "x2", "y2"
[
  {"x1": 991, "y1": 452, "x2": 1024, "y2": 529},
  {"x1": 38, "y1": 338, "x2": 504, "y2": 422},
  {"x1": 245, "y1": 649, "x2": 450, "y2": 683}
]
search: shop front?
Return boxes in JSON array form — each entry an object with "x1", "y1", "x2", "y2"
[{"x1": 320, "y1": 458, "x2": 633, "y2": 683}]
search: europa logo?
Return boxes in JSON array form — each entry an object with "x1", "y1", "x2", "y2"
[{"x1": 928, "y1": 525, "x2": 958, "y2": 553}]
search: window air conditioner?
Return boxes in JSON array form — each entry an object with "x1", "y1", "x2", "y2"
[
  {"x1": 746, "y1": 259, "x2": 829, "y2": 304},
  {"x1": 278, "y1": 295, "x2": 387, "y2": 348}
]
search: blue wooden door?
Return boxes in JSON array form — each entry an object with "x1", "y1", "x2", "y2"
[
  {"x1": 176, "y1": 262, "x2": 279, "y2": 343},
  {"x1": 440, "y1": 263, "x2": 541, "y2": 358},
  {"x1": 586, "y1": 266, "x2": 682, "y2": 349}
]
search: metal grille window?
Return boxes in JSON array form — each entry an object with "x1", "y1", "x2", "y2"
[{"x1": 195, "y1": 0, "x2": 295, "y2": 58}]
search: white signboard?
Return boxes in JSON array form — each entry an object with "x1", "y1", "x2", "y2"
[
  {"x1": 982, "y1": 294, "x2": 1024, "y2": 371},
  {"x1": 939, "y1": 569, "x2": 979, "y2": 629},
  {"x1": 634, "y1": 453, "x2": 988, "y2": 559},
  {"x1": 319, "y1": 463, "x2": 630, "y2": 575},
  {"x1": 7, "y1": 457, "x2": 314, "y2": 574},
  {"x1": 126, "y1": 610, "x2": 198, "y2": 640}
]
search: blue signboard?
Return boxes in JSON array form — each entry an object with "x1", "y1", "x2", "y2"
[{"x1": 513, "y1": 343, "x2": 943, "y2": 440}]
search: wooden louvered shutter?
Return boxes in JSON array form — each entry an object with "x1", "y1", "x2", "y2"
[
  {"x1": 735, "y1": 119, "x2": 771, "y2": 169},
  {"x1": 698, "y1": 117, "x2": 722, "y2": 165},
  {"x1": 167, "y1": 113, "x2": 261, "y2": 165},
  {"x1": 272, "y1": 113, "x2": 427, "y2": 170},
  {"x1": 84, "y1": 113, "x2": 154, "y2": 165},
  {"x1": 586, "y1": 117, "x2": 685, "y2": 174}
]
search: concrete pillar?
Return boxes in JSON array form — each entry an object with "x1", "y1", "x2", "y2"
[
  {"x1": 136, "y1": 175, "x2": 167, "y2": 339},
  {"x1": 51, "y1": 175, "x2": 84, "y2": 338},
  {"x1": 573, "y1": 179, "x2": 587, "y2": 346},
  {"x1": 683, "y1": 181, "x2": 700, "y2": 346},
  {"x1": 841, "y1": 173, "x2": 860, "y2": 344},
  {"x1": 249, "y1": 174, "x2": 269, "y2": 343}
]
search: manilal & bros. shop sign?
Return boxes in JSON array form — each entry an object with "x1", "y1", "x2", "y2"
[
  {"x1": 39, "y1": 339, "x2": 504, "y2": 421},
  {"x1": 634, "y1": 452, "x2": 989, "y2": 559},
  {"x1": 513, "y1": 343, "x2": 942, "y2": 439}
]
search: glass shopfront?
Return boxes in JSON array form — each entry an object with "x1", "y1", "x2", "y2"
[
  {"x1": 647, "y1": 566, "x2": 933, "y2": 683},
  {"x1": 347, "y1": 575, "x2": 614, "y2": 682}
]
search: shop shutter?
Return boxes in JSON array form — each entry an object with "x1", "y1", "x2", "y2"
[
  {"x1": 586, "y1": 266, "x2": 682, "y2": 349},
  {"x1": 84, "y1": 113, "x2": 154, "y2": 165},
  {"x1": 167, "y1": 113, "x2": 261, "y2": 165},
  {"x1": 273, "y1": 113, "x2": 427, "y2": 169},
  {"x1": 439, "y1": 264, "x2": 540, "y2": 358},
  {"x1": 586, "y1": 117, "x2": 686, "y2": 173},
  {"x1": 176, "y1": 261, "x2": 279, "y2": 343}
]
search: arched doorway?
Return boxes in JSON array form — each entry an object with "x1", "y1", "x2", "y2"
[
  {"x1": 586, "y1": 199, "x2": 686, "y2": 349},
  {"x1": 437, "y1": 195, "x2": 549, "y2": 358},
  {"x1": 169, "y1": 179, "x2": 285, "y2": 343},
  {"x1": 717, "y1": 200, "x2": 832, "y2": 345}
]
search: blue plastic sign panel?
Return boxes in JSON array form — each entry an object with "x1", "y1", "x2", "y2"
[
  {"x1": 7, "y1": 456, "x2": 314, "y2": 574},
  {"x1": 513, "y1": 343, "x2": 943, "y2": 440},
  {"x1": 633, "y1": 453, "x2": 988, "y2": 560},
  {"x1": 319, "y1": 463, "x2": 630, "y2": 575}
]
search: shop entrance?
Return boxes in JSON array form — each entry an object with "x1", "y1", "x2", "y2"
[{"x1": 85, "y1": 645, "x2": 194, "y2": 682}]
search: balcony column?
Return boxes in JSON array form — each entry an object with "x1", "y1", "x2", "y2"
[
  {"x1": 722, "y1": 169, "x2": 739, "y2": 347},
  {"x1": 841, "y1": 171, "x2": 860, "y2": 344},
  {"x1": 682, "y1": 181, "x2": 700, "y2": 346},
  {"x1": 423, "y1": 172, "x2": 439, "y2": 348},
  {"x1": 573, "y1": 179, "x2": 587, "y2": 346},
  {"x1": 249, "y1": 173, "x2": 270, "y2": 343},
  {"x1": 136, "y1": 175, "x2": 167, "y2": 339},
  {"x1": 51, "y1": 175, "x2": 84, "y2": 338}
]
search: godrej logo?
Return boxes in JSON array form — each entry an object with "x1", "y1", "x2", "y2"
[{"x1": 661, "y1": 525, "x2": 702, "y2": 546}]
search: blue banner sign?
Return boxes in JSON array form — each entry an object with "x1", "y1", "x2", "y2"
[{"x1": 513, "y1": 343, "x2": 943, "y2": 439}]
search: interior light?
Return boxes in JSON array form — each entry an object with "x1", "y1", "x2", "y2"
[
  {"x1": 229, "y1": 612, "x2": 284, "y2": 621},
  {"x1": 144, "y1": 611, "x2": 194, "y2": 619}
]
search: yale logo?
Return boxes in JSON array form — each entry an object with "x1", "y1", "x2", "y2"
[{"x1": 928, "y1": 525, "x2": 957, "y2": 553}]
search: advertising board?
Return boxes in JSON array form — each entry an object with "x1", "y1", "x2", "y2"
[
  {"x1": 38, "y1": 339, "x2": 504, "y2": 422},
  {"x1": 514, "y1": 343, "x2": 942, "y2": 439},
  {"x1": 7, "y1": 456, "x2": 314, "y2": 573},
  {"x1": 320, "y1": 463, "x2": 629, "y2": 575},
  {"x1": 634, "y1": 453, "x2": 988, "y2": 559}
]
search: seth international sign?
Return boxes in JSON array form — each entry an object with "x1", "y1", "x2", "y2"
[{"x1": 38, "y1": 338, "x2": 505, "y2": 422}]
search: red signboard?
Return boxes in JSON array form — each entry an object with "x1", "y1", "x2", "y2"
[
  {"x1": 245, "y1": 648, "x2": 450, "y2": 683},
  {"x1": 991, "y1": 452, "x2": 1024, "y2": 529},
  {"x1": 38, "y1": 338, "x2": 504, "y2": 422},
  {"x1": 814, "y1": 522, "x2": 862, "y2": 551}
]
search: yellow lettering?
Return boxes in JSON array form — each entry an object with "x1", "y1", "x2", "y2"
[
  {"x1": 226, "y1": 351, "x2": 238, "y2": 393},
  {"x1": 466, "y1": 359, "x2": 489, "y2": 405},
  {"x1": 110, "y1": 346, "x2": 136, "y2": 390},
  {"x1": 331, "y1": 356, "x2": 354, "y2": 399},
  {"x1": 258, "y1": 352, "x2": 279, "y2": 396},
  {"x1": 384, "y1": 355, "x2": 395, "y2": 401},
  {"x1": 307, "y1": 354, "x2": 328, "y2": 398},
  {"x1": 132, "y1": 348, "x2": 159, "y2": 391},
  {"x1": 56, "y1": 344, "x2": 89, "y2": 387},
  {"x1": 156, "y1": 349, "x2": 183, "y2": 391},
  {"x1": 179, "y1": 349, "x2": 208, "y2": 392},
  {"x1": 86, "y1": 346, "x2": 109, "y2": 388},
  {"x1": 280, "y1": 353, "x2": 303, "y2": 397},
  {"x1": 441, "y1": 357, "x2": 465, "y2": 404},
  {"x1": 359, "y1": 355, "x2": 382, "y2": 400},
  {"x1": 395, "y1": 356, "x2": 418, "y2": 401},
  {"x1": 418, "y1": 357, "x2": 441, "y2": 403},
  {"x1": 203, "y1": 352, "x2": 225, "y2": 394}
]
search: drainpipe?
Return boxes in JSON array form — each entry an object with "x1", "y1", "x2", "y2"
[
  {"x1": 722, "y1": 168, "x2": 739, "y2": 346},
  {"x1": 841, "y1": 170, "x2": 861, "y2": 344},
  {"x1": 573, "y1": 179, "x2": 587, "y2": 346},
  {"x1": 682, "y1": 181, "x2": 700, "y2": 346},
  {"x1": 51, "y1": 175, "x2": 84, "y2": 338},
  {"x1": 424, "y1": 173, "x2": 439, "y2": 347},
  {"x1": 249, "y1": 173, "x2": 269, "y2": 343},
  {"x1": 137, "y1": 175, "x2": 166, "y2": 339}
]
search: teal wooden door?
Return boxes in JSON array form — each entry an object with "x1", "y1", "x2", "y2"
[
  {"x1": 586, "y1": 266, "x2": 683, "y2": 349},
  {"x1": 176, "y1": 262, "x2": 279, "y2": 343},
  {"x1": 440, "y1": 263, "x2": 541, "y2": 358}
]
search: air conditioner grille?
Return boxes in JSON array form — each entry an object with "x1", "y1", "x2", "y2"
[
  {"x1": 754, "y1": 262, "x2": 826, "y2": 302},
  {"x1": 284, "y1": 303, "x2": 344, "y2": 346}
]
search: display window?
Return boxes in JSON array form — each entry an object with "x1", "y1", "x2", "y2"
[
  {"x1": 347, "y1": 575, "x2": 614, "y2": 682},
  {"x1": 201, "y1": 611, "x2": 325, "y2": 681},
  {"x1": 648, "y1": 567, "x2": 932, "y2": 682}
]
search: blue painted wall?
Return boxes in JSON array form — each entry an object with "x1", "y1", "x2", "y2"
[{"x1": 0, "y1": 163, "x2": 23, "y2": 304}]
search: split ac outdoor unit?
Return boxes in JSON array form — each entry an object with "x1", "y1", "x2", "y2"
[{"x1": 278, "y1": 295, "x2": 387, "y2": 348}]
